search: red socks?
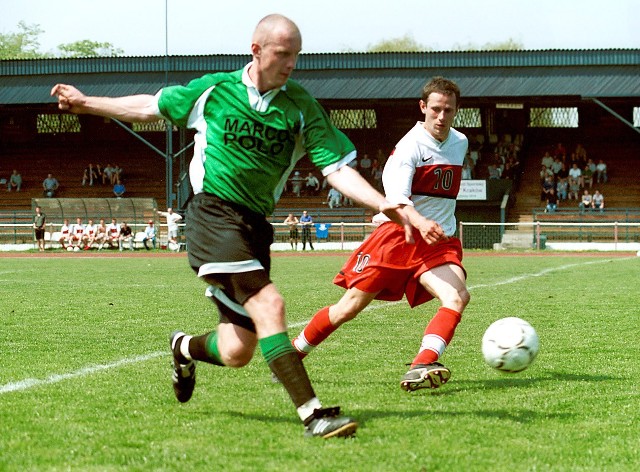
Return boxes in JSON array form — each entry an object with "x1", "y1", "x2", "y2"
[
  {"x1": 411, "y1": 307, "x2": 461, "y2": 367},
  {"x1": 292, "y1": 306, "x2": 337, "y2": 359}
]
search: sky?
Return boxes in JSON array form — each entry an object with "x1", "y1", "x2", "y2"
[{"x1": 2, "y1": 0, "x2": 639, "y2": 56}]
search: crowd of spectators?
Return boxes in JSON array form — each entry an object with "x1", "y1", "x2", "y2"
[{"x1": 539, "y1": 142, "x2": 609, "y2": 213}]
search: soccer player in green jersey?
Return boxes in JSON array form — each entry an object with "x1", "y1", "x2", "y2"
[{"x1": 51, "y1": 14, "x2": 412, "y2": 439}]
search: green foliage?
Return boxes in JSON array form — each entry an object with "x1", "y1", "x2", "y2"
[
  {"x1": 1, "y1": 254, "x2": 639, "y2": 470},
  {"x1": 453, "y1": 37, "x2": 524, "y2": 51},
  {"x1": 366, "y1": 34, "x2": 432, "y2": 52},
  {"x1": 57, "y1": 40, "x2": 124, "y2": 58},
  {"x1": 0, "y1": 21, "x2": 123, "y2": 59},
  {"x1": 0, "y1": 21, "x2": 45, "y2": 59}
]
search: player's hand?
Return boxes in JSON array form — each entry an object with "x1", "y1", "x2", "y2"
[
  {"x1": 379, "y1": 201, "x2": 414, "y2": 244},
  {"x1": 50, "y1": 84, "x2": 86, "y2": 113},
  {"x1": 416, "y1": 219, "x2": 448, "y2": 245}
]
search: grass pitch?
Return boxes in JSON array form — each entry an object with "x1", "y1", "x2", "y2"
[{"x1": 1, "y1": 252, "x2": 639, "y2": 471}]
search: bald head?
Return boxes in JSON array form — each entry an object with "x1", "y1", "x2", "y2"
[
  {"x1": 249, "y1": 14, "x2": 302, "y2": 93},
  {"x1": 252, "y1": 14, "x2": 301, "y2": 47}
]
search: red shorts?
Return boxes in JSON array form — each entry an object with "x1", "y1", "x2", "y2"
[{"x1": 333, "y1": 222, "x2": 465, "y2": 308}]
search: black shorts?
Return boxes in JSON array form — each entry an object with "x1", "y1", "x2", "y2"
[
  {"x1": 289, "y1": 227, "x2": 299, "y2": 239},
  {"x1": 35, "y1": 228, "x2": 45, "y2": 240},
  {"x1": 186, "y1": 193, "x2": 274, "y2": 330}
]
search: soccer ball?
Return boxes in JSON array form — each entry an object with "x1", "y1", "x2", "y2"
[
  {"x1": 73, "y1": 246, "x2": 80, "y2": 252},
  {"x1": 66, "y1": 246, "x2": 74, "y2": 252},
  {"x1": 482, "y1": 317, "x2": 539, "y2": 373}
]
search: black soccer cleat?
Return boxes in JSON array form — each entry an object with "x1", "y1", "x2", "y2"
[
  {"x1": 400, "y1": 362, "x2": 451, "y2": 392},
  {"x1": 170, "y1": 331, "x2": 196, "y2": 403},
  {"x1": 304, "y1": 406, "x2": 358, "y2": 439}
]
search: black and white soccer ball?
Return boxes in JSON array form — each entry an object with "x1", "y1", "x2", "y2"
[{"x1": 482, "y1": 317, "x2": 539, "y2": 373}]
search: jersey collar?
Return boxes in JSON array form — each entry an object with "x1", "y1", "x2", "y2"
[{"x1": 242, "y1": 62, "x2": 287, "y2": 112}]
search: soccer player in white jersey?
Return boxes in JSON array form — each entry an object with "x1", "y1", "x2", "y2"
[
  {"x1": 292, "y1": 77, "x2": 471, "y2": 392},
  {"x1": 95, "y1": 218, "x2": 108, "y2": 250},
  {"x1": 58, "y1": 218, "x2": 71, "y2": 250},
  {"x1": 105, "y1": 218, "x2": 120, "y2": 249},
  {"x1": 51, "y1": 14, "x2": 414, "y2": 439},
  {"x1": 83, "y1": 219, "x2": 97, "y2": 250},
  {"x1": 157, "y1": 207, "x2": 183, "y2": 247},
  {"x1": 69, "y1": 217, "x2": 85, "y2": 250}
]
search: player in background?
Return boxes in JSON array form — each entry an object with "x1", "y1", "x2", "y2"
[
  {"x1": 51, "y1": 14, "x2": 413, "y2": 439},
  {"x1": 292, "y1": 77, "x2": 470, "y2": 391},
  {"x1": 83, "y1": 218, "x2": 97, "y2": 250},
  {"x1": 106, "y1": 218, "x2": 120, "y2": 249},
  {"x1": 69, "y1": 217, "x2": 85, "y2": 250},
  {"x1": 157, "y1": 207, "x2": 183, "y2": 249},
  {"x1": 58, "y1": 218, "x2": 71, "y2": 250},
  {"x1": 95, "y1": 218, "x2": 108, "y2": 250}
]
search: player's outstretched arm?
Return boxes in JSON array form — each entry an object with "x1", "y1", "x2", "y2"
[
  {"x1": 50, "y1": 84, "x2": 160, "y2": 123},
  {"x1": 326, "y1": 165, "x2": 414, "y2": 244}
]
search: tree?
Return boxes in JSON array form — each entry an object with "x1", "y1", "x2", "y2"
[
  {"x1": 366, "y1": 34, "x2": 432, "y2": 53},
  {"x1": 453, "y1": 38, "x2": 524, "y2": 51},
  {"x1": 57, "y1": 40, "x2": 124, "y2": 58},
  {"x1": 0, "y1": 21, "x2": 45, "y2": 59},
  {"x1": 0, "y1": 21, "x2": 124, "y2": 59}
]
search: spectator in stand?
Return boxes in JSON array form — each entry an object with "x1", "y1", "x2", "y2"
[
  {"x1": 461, "y1": 157, "x2": 474, "y2": 180},
  {"x1": 43, "y1": 173, "x2": 59, "y2": 198},
  {"x1": 592, "y1": 190, "x2": 605, "y2": 212},
  {"x1": 7, "y1": 169, "x2": 22, "y2": 192},
  {"x1": 541, "y1": 151, "x2": 554, "y2": 170},
  {"x1": 102, "y1": 164, "x2": 115, "y2": 185},
  {"x1": 539, "y1": 165, "x2": 552, "y2": 185},
  {"x1": 575, "y1": 143, "x2": 588, "y2": 164},
  {"x1": 358, "y1": 153, "x2": 372, "y2": 182},
  {"x1": 568, "y1": 163, "x2": 583, "y2": 188},
  {"x1": 595, "y1": 159, "x2": 608, "y2": 183},
  {"x1": 551, "y1": 157, "x2": 563, "y2": 178},
  {"x1": 556, "y1": 177, "x2": 568, "y2": 201},
  {"x1": 106, "y1": 218, "x2": 120, "y2": 248},
  {"x1": 540, "y1": 151, "x2": 554, "y2": 169},
  {"x1": 290, "y1": 171, "x2": 304, "y2": 197},
  {"x1": 541, "y1": 175, "x2": 555, "y2": 201},
  {"x1": 326, "y1": 186, "x2": 342, "y2": 209},
  {"x1": 579, "y1": 190, "x2": 593, "y2": 214},
  {"x1": 304, "y1": 171, "x2": 320, "y2": 196},
  {"x1": 82, "y1": 164, "x2": 98, "y2": 186},
  {"x1": 113, "y1": 176, "x2": 126, "y2": 198},
  {"x1": 582, "y1": 164, "x2": 594, "y2": 189},
  {"x1": 94, "y1": 164, "x2": 104, "y2": 185},
  {"x1": 372, "y1": 164, "x2": 383, "y2": 192},
  {"x1": 568, "y1": 177, "x2": 580, "y2": 201},
  {"x1": 58, "y1": 218, "x2": 72, "y2": 250},
  {"x1": 119, "y1": 221, "x2": 134, "y2": 251},
  {"x1": 545, "y1": 188, "x2": 558, "y2": 213},
  {"x1": 553, "y1": 142, "x2": 567, "y2": 159},
  {"x1": 487, "y1": 162, "x2": 501, "y2": 180},
  {"x1": 142, "y1": 220, "x2": 157, "y2": 250},
  {"x1": 557, "y1": 162, "x2": 569, "y2": 181}
]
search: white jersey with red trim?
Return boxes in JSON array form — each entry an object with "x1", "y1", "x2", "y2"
[
  {"x1": 84, "y1": 224, "x2": 96, "y2": 238},
  {"x1": 60, "y1": 224, "x2": 70, "y2": 237},
  {"x1": 377, "y1": 122, "x2": 468, "y2": 236},
  {"x1": 71, "y1": 224, "x2": 85, "y2": 238},
  {"x1": 107, "y1": 223, "x2": 120, "y2": 239}
]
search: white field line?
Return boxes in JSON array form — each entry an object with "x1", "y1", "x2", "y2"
[{"x1": 1, "y1": 257, "x2": 633, "y2": 395}]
